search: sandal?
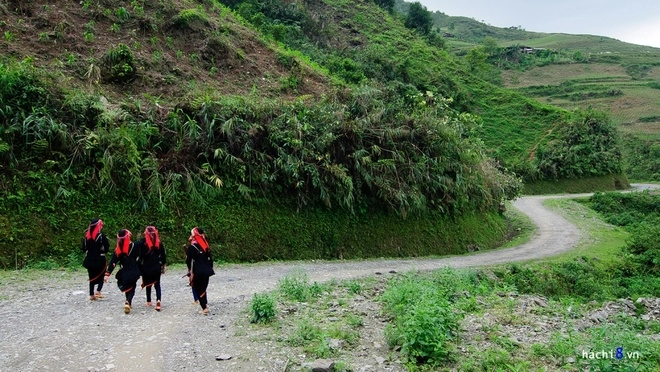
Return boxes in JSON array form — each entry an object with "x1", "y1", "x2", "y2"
[
  {"x1": 155, "y1": 300, "x2": 161, "y2": 311},
  {"x1": 201, "y1": 307, "x2": 209, "y2": 315},
  {"x1": 89, "y1": 295, "x2": 97, "y2": 301},
  {"x1": 94, "y1": 292, "x2": 104, "y2": 299},
  {"x1": 146, "y1": 301, "x2": 152, "y2": 307},
  {"x1": 124, "y1": 302, "x2": 131, "y2": 314}
]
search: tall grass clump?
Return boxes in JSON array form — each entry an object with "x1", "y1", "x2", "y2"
[
  {"x1": 101, "y1": 43, "x2": 136, "y2": 84},
  {"x1": 173, "y1": 8, "x2": 210, "y2": 29},
  {"x1": 277, "y1": 272, "x2": 325, "y2": 302}
]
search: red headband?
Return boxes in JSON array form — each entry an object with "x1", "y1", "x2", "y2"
[
  {"x1": 190, "y1": 227, "x2": 209, "y2": 251},
  {"x1": 86, "y1": 219, "x2": 103, "y2": 241},
  {"x1": 144, "y1": 226, "x2": 160, "y2": 250},
  {"x1": 115, "y1": 229, "x2": 132, "y2": 256}
]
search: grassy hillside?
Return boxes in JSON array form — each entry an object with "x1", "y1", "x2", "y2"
[
  {"x1": 498, "y1": 41, "x2": 660, "y2": 180},
  {"x1": 0, "y1": 0, "x2": 627, "y2": 266},
  {"x1": 415, "y1": 1, "x2": 660, "y2": 181},
  {"x1": 223, "y1": 0, "x2": 627, "y2": 181}
]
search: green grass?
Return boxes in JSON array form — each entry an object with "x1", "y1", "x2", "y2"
[
  {"x1": 277, "y1": 270, "x2": 327, "y2": 303},
  {"x1": 501, "y1": 34, "x2": 660, "y2": 57},
  {"x1": 493, "y1": 201, "x2": 536, "y2": 250},
  {"x1": 523, "y1": 174, "x2": 630, "y2": 195},
  {"x1": 538, "y1": 198, "x2": 629, "y2": 264}
]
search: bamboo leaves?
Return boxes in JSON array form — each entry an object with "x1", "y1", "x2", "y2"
[{"x1": 1, "y1": 57, "x2": 521, "y2": 215}]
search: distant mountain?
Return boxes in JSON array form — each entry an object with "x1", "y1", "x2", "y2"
[{"x1": 395, "y1": 0, "x2": 660, "y2": 180}]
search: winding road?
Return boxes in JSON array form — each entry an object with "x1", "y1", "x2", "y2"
[{"x1": 0, "y1": 184, "x2": 656, "y2": 371}]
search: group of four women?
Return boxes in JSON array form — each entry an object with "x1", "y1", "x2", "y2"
[{"x1": 81, "y1": 219, "x2": 215, "y2": 315}]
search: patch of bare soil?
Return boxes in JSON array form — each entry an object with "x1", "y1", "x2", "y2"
[{"x1": 0, "y1": 0, "x2": 330, "y2": 105}]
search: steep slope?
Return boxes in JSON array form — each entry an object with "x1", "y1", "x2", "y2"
[
  {"x1": 0, "y1": 0, "x2": 329, "y2": 102},
  {"x1": 0, "y1": 0, "x2": 627, "y2": 267}
]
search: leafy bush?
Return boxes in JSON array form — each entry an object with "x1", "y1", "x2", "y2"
[
  {"x1": 381, "y1": 275, "x2": 460, "y2": 364},
  {"x1": 250, "y1": 293, "x2": 276, "y2": 323},
  {"x1": 385, "y1": 295, "x2": 457, "y2": 364},
  {"x1": 625, "y1": 222, "x2": 660, "y2": 274},
  {"x1": 534, "y1": 109, "x2": 623, "y2": 180},
  {"x1": 102, "y1": 44, "x2": 136, "y2": 84}
]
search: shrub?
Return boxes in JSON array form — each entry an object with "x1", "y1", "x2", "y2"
[
  {"x1": 381, "y1": 275, "x2": 460, "y2": 364},
  {"x1": 404, "y1": 2, "x2": 432, "y2": 35},
  {"x1": 102, "y1": 44, "x2": 136, "y2": 84},
  {"x1": 589, "y1": 191, "x2": 660, "y2": 227},
  {"x1": 625, "y1": 222, "x2": 660, "y2": 274},
  {"x1": 384, "y1": 294, "x2": 458, "y2": 364},
  {"x1": 501, "y1": 259, "x2": 616, "y2": 301},
  {"x1": 250, "y1": 293, "x2": 276, "y2": 323},
  {"x1": 278, "y1": 273, "x2": 312, "y2": 302},
  {"x1": 173, "y1": 8, "x2": 210, "y2": 29},
  {"x1": 534, "y1": 109, "x2": 623, "y2": 180}
]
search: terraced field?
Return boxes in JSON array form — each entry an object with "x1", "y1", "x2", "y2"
[{"x1": 503, "y1": 64, "x2": 660, "y2": 127}]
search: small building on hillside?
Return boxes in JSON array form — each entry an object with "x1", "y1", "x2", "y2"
[{"x1": 519, "y1": 46, "x2": 547, "y2": 54}]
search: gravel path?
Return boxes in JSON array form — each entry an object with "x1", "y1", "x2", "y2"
[{"x1": 0, "y1": 184, "x2": 656, "y2": 372}]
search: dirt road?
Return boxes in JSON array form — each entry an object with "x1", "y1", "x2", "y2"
[{"x1": 0, "y1": 184, "x2": 656, "y2": 371}]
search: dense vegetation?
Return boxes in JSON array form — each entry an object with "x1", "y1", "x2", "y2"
[
  {"x1": 369, "y1": 191, "x2": 660, "y2": 369},
  {"x1": 0, "y1": 0, "x2": 630, "y2": 267},
  {"x1": 587, "y1": 191, "x2": 660, "y2": 273},
  {"x1": 622, "y1": 134, "x2": 660, "y2": 181},
  {"x1": 1, "y1": 58, "x2": 516, "y2": 268},
  {"x1": 219, "y1": 0, "x2": 627, "y2": 181}
]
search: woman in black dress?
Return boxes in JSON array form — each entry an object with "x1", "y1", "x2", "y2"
[
  {"x1": 105, "y1": 229, "x2": 142, "y2": 314},
  {"x1": 81, "y1": 219, "x2": 109, "y2": 301},
  {"x1": 137, "y1": 226, "x2": 166, "y2": 311},
  {"x1": 185, "y1": 227, "x2": 214, "y2": 315}
]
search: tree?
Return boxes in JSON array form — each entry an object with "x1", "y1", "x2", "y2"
[
  {"x1": 374, "y1": 0, "x2": 395, "y2": 12},
  {"x1": 405, "y1": 2, "x2": 432, "y2": 35},
  {"x1": 481, "y1": 37, "x2": 499, "y2": 57}
]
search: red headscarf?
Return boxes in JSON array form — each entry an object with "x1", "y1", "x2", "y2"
[
  {"x1": 115, "y1": 229, "x2": 132, "y2": 256},
  {"x1": 190, "y1": 227, "x2": 209, "y2": 252},
  {"x1": 86, "y1": 219, "x2": 103, "y2": 241},
  {"x1": 144, "y1": 226, "x2": 160, "y2": 250}
]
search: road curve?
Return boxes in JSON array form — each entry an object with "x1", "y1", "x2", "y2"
[
  {"x1": 0, "y1": 184, "x2": 656, "y2": 371},
  {"x1": 212, "y1": 183, "x2": 659, "y2": 297}
]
